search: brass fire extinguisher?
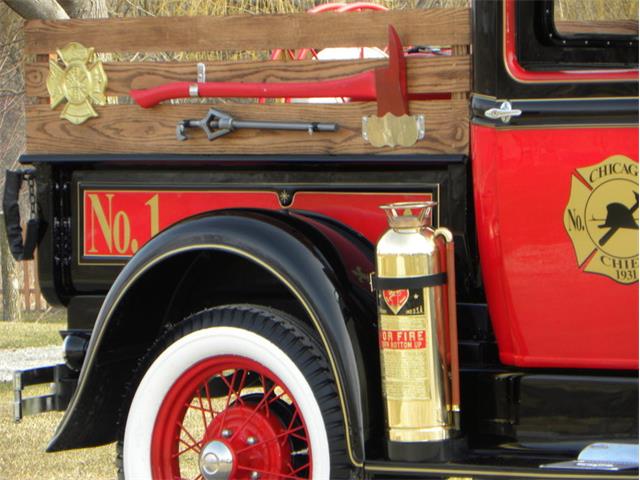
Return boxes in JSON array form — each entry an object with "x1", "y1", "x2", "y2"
[{"x1": 373, "y1": 201, "x2": 462, "y2": 462}]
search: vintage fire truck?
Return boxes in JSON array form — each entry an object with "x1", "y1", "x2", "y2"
[{"x1": 4, "y1": 1, "x2": 638, "y2": 478}]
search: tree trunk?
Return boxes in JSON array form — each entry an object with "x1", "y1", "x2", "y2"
[
  {"x1": 3, "y1": 0, "x2": 109, "y2": 21},
  {"x1": 0, "y1": 213, "x2": 21, "y2": 321},
  {"x1": 0, "y1": 0, "x2": 108, "y2": 322},
  {"x1": 59, "y1": 0, "x2": 107, "y2": 19},
  {"x1": 0, "y1": 5, "x2": 25, "y2": 322},
  {"x1": 3, "y1": 0, "x2": 69, "y2": 19}
]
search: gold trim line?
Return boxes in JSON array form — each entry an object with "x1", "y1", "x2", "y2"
[{"x1": 68, "y1": 243, "x2": 364, "y2": 467}]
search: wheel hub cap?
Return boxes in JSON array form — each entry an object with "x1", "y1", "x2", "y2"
[
  {"x1": 205, "y1": 403, "x2": 290, "y2": 474},
  {"x1": 199, "y1": 441, "x2": 233, "y2": 480}
]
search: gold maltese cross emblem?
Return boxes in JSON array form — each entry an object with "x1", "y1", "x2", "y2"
[
  {"x1": 46, "y1": 42, "x2": 107, "y2": 125},
  {"x1": 564, "y1": 155, "x2": 638, "y2": 285}
]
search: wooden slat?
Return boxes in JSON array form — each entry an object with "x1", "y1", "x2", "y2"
[
  {"x1": 26, "y1": 100, "x2": 468, "y2": 155},
  {"x1": 25, "y1": 9, "x2": 471, "y2": 55},
  {"x1": 450, "y1": 45, "x2": 469, "y2": 100},
  {"x1": 35, "y1": 54, "x2": 50, "y2": 105},
  {"x1": 26, "y1": 56, "x2": 471, "y2": 98}
]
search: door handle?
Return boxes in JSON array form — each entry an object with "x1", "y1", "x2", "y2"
[{"x1": 484, "y1": 101, "x2": 522, "y2": 124}]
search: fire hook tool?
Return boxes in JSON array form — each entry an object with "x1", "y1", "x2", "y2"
[
  {"x1": 130, "y1": 26, "x2": 424, "y2": 147},
  {"x1": 176, "y1": 108, "x2": 338, "y2": 141}
]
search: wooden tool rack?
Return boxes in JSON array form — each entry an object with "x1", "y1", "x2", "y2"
[{"x1": 24, "y1": 8, "x2": 471, "y2": 156}]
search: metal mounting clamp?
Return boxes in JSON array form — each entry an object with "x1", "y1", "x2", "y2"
[{"x1": 197, "y1": 63, "x2": 206, "y2": 83}]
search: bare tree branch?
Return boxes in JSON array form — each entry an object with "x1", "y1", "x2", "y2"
[
  {"x1": 0, "y1": 38, "x2": 23, "y2": 49},
  {"x1": 2, "y1": 0, "x2": 69, "y2": 19},
  {"x1": 59, "y1": 0, "x2": 107, "y2": 18},
  {"x1": 0, "y1": 90, "x2": 24, "y2": 96}
]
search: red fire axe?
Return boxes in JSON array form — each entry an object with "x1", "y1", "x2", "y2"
[{"x1": 130, "y1": 26, "x2": 424, "y2": 147}]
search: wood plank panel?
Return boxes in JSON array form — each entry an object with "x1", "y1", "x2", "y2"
[
  {"x1": 27, "y1": 101, "x2": 468, "y2": 155},
  {"x1": 25, "y1": 9, "x2": 471, "y2": 55},
  {"x1": 26, "y1": 56, "x2": 471, "y2": 98},
  {"x1": 450, "y1": 45, "x2": 469, "y2": 100}
]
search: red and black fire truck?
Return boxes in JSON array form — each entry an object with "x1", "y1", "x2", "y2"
[{"x1": 4, "y1": 1, "x2": 638, "y2": 478}]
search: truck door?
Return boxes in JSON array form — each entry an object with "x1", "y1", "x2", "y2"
[{"x1": 471, "y1": 0, "x2": 638, "y2": 369}]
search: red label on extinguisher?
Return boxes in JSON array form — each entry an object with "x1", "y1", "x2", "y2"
[{"x1": 379, "y1": 330, "x2": 427, "y2": 350}]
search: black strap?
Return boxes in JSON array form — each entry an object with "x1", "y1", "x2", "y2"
[
  {"x1": 2, "y1": 170, "x2": 39, "y2": 261},
  {"x1": 371, "y1": 272, "x2": 447, "y2": 290}
]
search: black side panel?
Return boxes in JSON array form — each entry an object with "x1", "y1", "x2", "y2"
[
  {"x1": 462, "y1": 371, "x2": 639, "y2": 454},
  {"x1": 472, "y1": 0, "x2": 499, "y2": 96},
  {"x1": 34, "y1": 164, "x2": 75, "y2": 307},
  {"x1": 67, "y1": 296, "x2": 105, "y2": 330},
  {"x1": 28, "y1": 155, "x2": 479, "y2": 315},
  {"x1": 516, "y1": 375, "x2": 638, "y2": 450},
  {"x1": 34, "y1": 164, "x2": 53, "y2": 302}
]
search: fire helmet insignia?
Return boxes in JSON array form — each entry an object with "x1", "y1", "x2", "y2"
[{"x1": 47, "y1": 42, "x2": 107, "y2": 125}]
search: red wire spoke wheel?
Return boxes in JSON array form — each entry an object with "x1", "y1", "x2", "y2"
[
  {"x1": 151, "y1": 356, "x2": 309, "y2": 479},
  {"x1": 118, "y1": 306, "x2": 354, "y2": 479}
]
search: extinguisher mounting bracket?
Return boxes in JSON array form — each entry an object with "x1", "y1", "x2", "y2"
[{"x1": 370, "y1": 272, "x2": 447, "y2": 291}]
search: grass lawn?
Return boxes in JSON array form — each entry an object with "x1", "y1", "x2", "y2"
[
  {"x1": 0, "y1": 309, "x2": 67, "y2": 349},
  {"x1": 0, "y1": 321, "x2": 65, "y2": 350},
  {"x1": 0, "y1": 382, "x2": 116, "y2": 479},
  {"x1": 0, "y1": 309, "x2": 116, "y2": 478}
]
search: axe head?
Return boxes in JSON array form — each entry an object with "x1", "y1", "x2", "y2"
[{"x1": 375, "y1": 25, "x2": 408, "y2": 117}]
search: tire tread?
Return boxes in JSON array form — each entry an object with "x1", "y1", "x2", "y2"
[{"x1": 116, "y1": 304, "x2": 354, "y2": 479}]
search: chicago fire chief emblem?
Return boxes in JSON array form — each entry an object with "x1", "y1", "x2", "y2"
[
  {"x1": 564, "y1": 155, "x2": 638, "y2": 284},
  {"x1": 47, "y1": 42, "x2": 107, "y2": 125}
]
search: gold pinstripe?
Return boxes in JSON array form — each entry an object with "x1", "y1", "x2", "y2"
[{"x1": 72, "y1": 243, "x2": 364, "y2": 467}]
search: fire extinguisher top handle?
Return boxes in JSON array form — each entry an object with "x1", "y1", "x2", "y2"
[
  {"x1": 434, "y1": 227, "x2": 454, "y2": 243},
  {"x1": 380, "y1": 201, "x2": 437, "y2": 230}
]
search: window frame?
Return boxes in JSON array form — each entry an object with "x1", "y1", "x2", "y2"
[{"x1": 504, "y1": 0, "x2": 638, "y2": 84}]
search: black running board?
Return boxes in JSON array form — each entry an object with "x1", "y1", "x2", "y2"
[{"x1": 365, "y1": 460, "x2": 638, "y2": 479}]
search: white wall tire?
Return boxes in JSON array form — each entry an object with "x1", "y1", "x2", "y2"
[{"x1": 118, "y1": 306, "x2": 352, "y2": 479}]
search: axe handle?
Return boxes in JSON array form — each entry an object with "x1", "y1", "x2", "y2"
[
  {"x1": 599, "y1": 226, "x2": 619, "y2": 246},
  {"x1": 131, "y1": 71, "x2": 376, "y2": 108}
]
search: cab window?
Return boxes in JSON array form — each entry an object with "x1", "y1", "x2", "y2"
[
  {"x1": 554, "y1": 0, "x2": 638, "y2": 37},
  {"x1": 516, "y1": 0, "x2": 638, "y2": 70}
]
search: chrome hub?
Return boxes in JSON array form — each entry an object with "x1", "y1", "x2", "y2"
[{"x1": 199, "y1": 440, "x2": 234, "y2": 480}]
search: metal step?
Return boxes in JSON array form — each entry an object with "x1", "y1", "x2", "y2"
[{"x1": 13, "y1": 364, "x2": 77, "y2": 421}]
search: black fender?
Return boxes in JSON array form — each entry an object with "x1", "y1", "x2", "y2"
[{"x1": 48, "y1": 209, "x2": 378, "y2": 467}]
